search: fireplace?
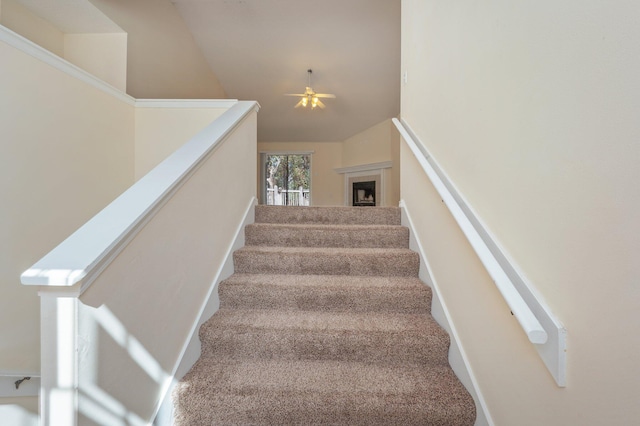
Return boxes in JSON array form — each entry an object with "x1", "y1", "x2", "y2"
[
  {"x1": 352, "y1": 181, "x2": 376, "y2": 206},
  {"x1": 336, "y1": 162, "x2": 390, "y2": 207}
]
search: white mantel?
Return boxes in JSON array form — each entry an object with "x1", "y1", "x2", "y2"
[{"x1": 334, "y1": 161, "x2": 392, "y2": 175}]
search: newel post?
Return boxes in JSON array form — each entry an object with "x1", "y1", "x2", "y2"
[{"x1": 40, "y1": 292, "x2": 79, "y2": 426}]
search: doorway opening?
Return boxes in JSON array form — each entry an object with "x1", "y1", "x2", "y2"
[{"x1": 261, "y1": 153, "x2": 311, "y2": 206}]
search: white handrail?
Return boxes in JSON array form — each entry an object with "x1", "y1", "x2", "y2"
[
  {"x1": 21, "y1": 101, "x2": 260, "y2": 295},
  {"x1": 393, "y1": 118, "x2": 547, "y2": 345}
]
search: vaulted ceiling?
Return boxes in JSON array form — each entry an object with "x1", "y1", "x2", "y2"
[
  {"x1": 170, "y1": 0, "x2": 401, "y2": 142},
  {"x1": 13, "y1": 0, "x2": 401, "y2": 142}
]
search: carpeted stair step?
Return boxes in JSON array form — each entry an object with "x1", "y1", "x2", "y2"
[
  {"x1": 174, "y1": 359, "x2": 476, "y2": 426},
  {"x1": 255, "y1": 205, "x2": 401, "y2": 225},
  {"x1": 219, "y1": 274, "x2": 432, "y2": 313},
  {"x1": 233, "y1": 246, "x2": 420, "y2": 276},
  {"x1": 174, "y1": 206, "x2": 476, "y2": 425},
  {"x1": 245, "y1": 223, "x2": 409, "y2": 248},
  {"x1": 198, "y1": 308, "x2": 450, "y2": 366}
]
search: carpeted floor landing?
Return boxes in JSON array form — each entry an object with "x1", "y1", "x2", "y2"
[{"x1": 173, "y1": 205, "x2": 476, "y2": 425}]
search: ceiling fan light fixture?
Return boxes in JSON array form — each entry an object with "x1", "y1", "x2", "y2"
[{"x1": 285, "y1": 69, "x2": 335, "y2": 110}]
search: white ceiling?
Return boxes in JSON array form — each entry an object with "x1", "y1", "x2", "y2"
[
  {"x1": 15, "y1": 0, "x2": 400, "y2": 142},
  {"x1": 171, "y1": 0, "x2": 401, "y2": 142}
]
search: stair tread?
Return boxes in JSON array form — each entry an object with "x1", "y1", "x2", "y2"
[
  {"x1": 255, "y1": 205, "x2": 401, "y2": 225},
  {"x1": 233, "y1": 246, "x2": 420, "y2": 277},
  {"x1": 236, "y1": 246, "x2": 416, "y2": 254},
  {"x1": 219, "y1": 274, "x2": 432, "y2": 313},
  {"x1": 245, "y1": 223, "x2": 409, "y2": 248},
  {"x1": 247, "y1": 223, "x2": 407, "y2": 230},
  {"x1": 222, "y1": 273, "x2": 428, "y2": 289},
  {"x1": 199, "y1": 309, "x2": 450, "y2": 365},
  {"x1": 176, "y1": 359, "x2": 476, "y2": 425},
  {"x1": 203, "y1": 308, "x2": 442, "y2": 334},
  {"x1": 182, "y1": 358, "x2": 471, "y2": 396}
]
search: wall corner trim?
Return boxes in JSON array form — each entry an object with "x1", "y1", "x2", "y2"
[
  {"x1": 0, "y1": 24, "x2": 135, "y2": 105},
  {"x1": 135, "y1": 99, "x2": 239, "y2": 109}
]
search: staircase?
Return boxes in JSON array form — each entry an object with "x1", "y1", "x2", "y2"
[{"x1": 173, "y1": 205, "x2": 476, "y2": 425}]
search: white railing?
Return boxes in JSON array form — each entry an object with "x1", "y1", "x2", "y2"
[
  {"x1": 22, "y1": 101, "x2": 260, "y2": 425},
  {"x1": 266, "y1": 186, "x2": 310, "y2": 206},
  {"x1": 393, "y1": 118, "x2": 566, "y2": 387}
]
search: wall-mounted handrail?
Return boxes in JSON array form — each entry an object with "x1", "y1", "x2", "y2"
[
  {"x1": 393, "y1": 118, "x2": 547, "y2": 345},
  {"x1": 21, "y1": 100, "x2": 260, "y2": 296}
]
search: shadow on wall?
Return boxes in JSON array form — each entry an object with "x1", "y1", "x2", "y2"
[
  {"x1": 0, "y1": 404, "x2": 38, "y2": 426},
  {"x1": 77, "y1": 303, "x2": 169, "y2": 424}
]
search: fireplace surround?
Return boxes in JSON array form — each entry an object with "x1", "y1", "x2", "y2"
[{"x1": 335, "y1": 161, "x2": 391, "y2": 207}]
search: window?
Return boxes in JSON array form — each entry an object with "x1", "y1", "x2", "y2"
[{"x1": 261, "y1": 153, "x2": 311, "y2": 206}]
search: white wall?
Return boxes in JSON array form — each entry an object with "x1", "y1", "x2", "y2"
[
  {"x1": 0, "y1": 26, "x2": 135, "y2": 412},
  {"x1": 401, "y1": 1, "x2": 640, "y2": 424},
  {"x1": 258, "y1": 142, "x2": 344, "y2": 206},
  {"x1": 342, "y1": 119, "x2": 400, "y2": 206},
  {"x1": 0, "y1": 0, "x2": 64, "y2": 55},
  {"x1": 64, "y1": 33, "x2": 128, "y2": 92},
  {"x1": 76, "y1": 110, "x2": 257, "y2": 423},
  {"x1": 90, "y1": 0, "x2": 227, "y2": 99},
  {"x1": 135, "y1": 104, "x2": 229, "y2": 179},
  {"x1": 1, "y1": 0, "x2": 128, "y2": 92},
  {"x1": 342, "y1": 119, "x2": 395, "y2": 167},
  {"x1": 2, "y1": 0, "x2": 227, "y2": 100}
]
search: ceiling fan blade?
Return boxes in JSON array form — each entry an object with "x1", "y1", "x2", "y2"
[
  {"x1": 315, "y1": 93, "x2": 336, "y2": 99},
  {"x1": 315, "y1": 99, "x2": 326, "y2": 109},
  {"x1": 294, "y1": 99, "x2": 305, "y2": 108},
  {"x1": 284, "y1": 94, "x2": 306, "y2": 97}
]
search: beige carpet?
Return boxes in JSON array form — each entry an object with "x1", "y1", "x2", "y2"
[{"x1": 173, "y1": 206, "x2": 476, "y2": 425}]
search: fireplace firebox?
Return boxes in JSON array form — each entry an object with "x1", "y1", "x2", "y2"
[{"x1": 352, "y1": 181, "x2": 376, "y2": 206}]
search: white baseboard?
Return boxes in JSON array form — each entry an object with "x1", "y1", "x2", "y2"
[
  {"x1": 152, "y1": 197, "x2": 256, "y2": 426},
  {"x1": 400, "y1": 201, "x2": 493, "y2": 426}
]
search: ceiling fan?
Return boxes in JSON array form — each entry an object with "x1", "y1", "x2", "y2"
[{"x1": 285, "y1": 69, "x2": 336, "y2": 109}]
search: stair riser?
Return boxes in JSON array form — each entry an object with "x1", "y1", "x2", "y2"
[
  {"x1": 245, "y1": 225, "x2": 409, "y2": 248},
  {"x1": 255, "y1": 205, "x2": 401, "y2": 225},
  {"x1": 233, "y1": 251, "x2": 420, "y2": 276},
  {"x1": 200, "y1": 327, "x2": 450, "y2": 366},
  {"x1": 219, "y1": 284, "x2": 431, "y2": 314}
]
